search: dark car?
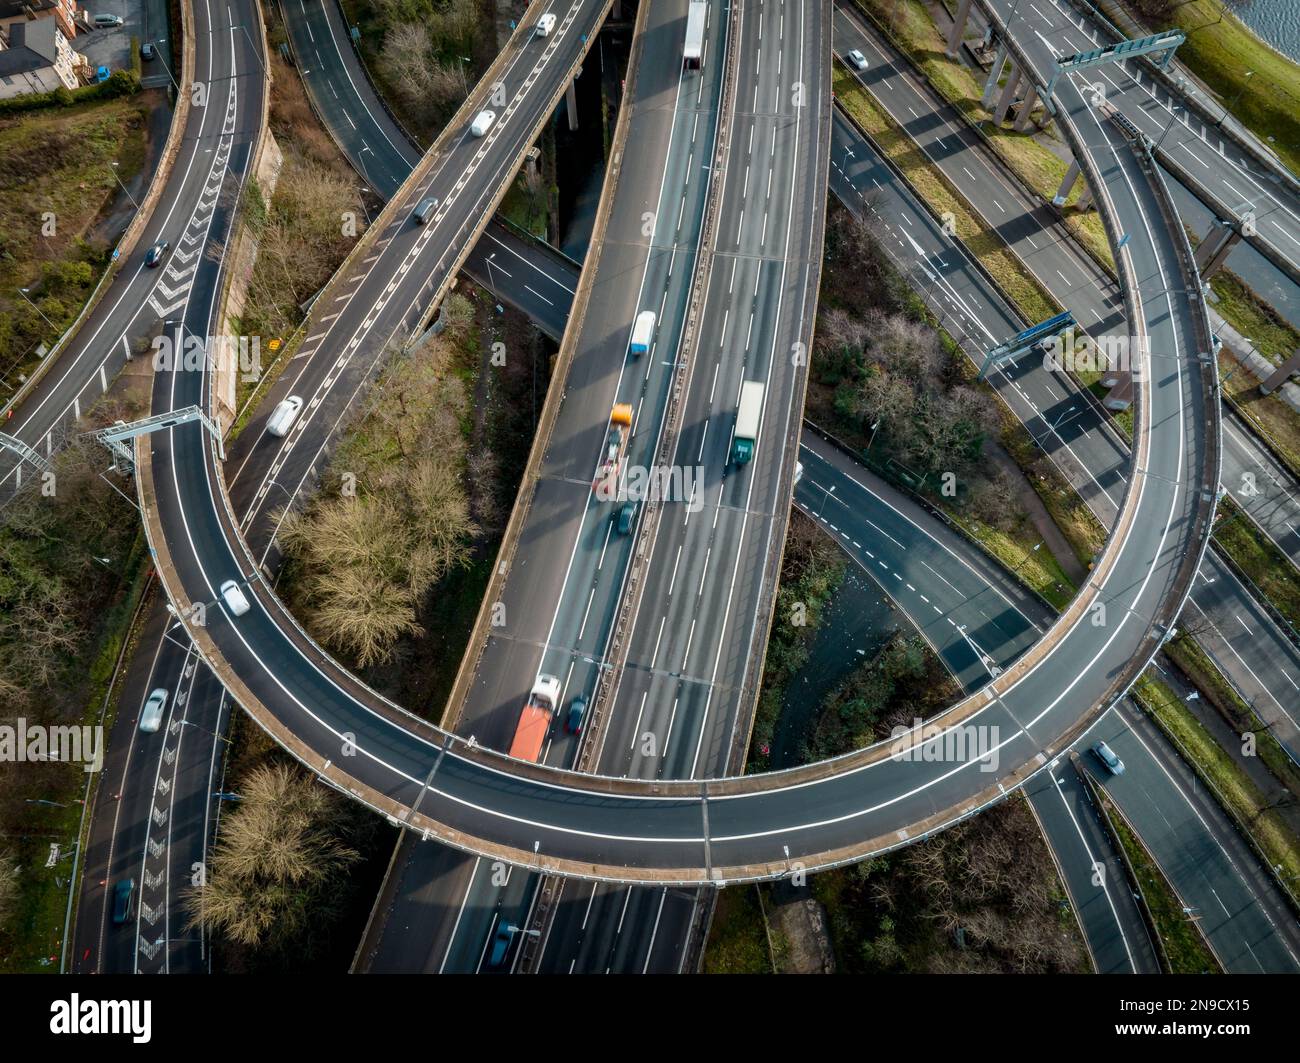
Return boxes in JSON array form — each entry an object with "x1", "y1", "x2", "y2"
[
  {"x1": 140, "y1": 42, "x2": 156, "y2": 61},
  {"x1": 111, "y1": 878, "x2": 136, "y2": 924},
  {"x1": 144, "y1": 241, "x2": 169, "y2": 268},
  {"x1": 615, "y1": 500, "x2": 637, "y2": 535},
  {"x1": 489, "y1": 922, "x2": 513, "y2": 967},
  {"x1": 412, "y1": 197, "x2": 439, "y2": 225},
  {"x1": 565, "y1": 693, "x2": 587, "y2": 736}
]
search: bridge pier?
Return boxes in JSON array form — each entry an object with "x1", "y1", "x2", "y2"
[
  {"x1": 1052, "y1": 159, "x2": 1080, "y2": 206},
  {"x1": 1102, "y1": 370, "x2": 1133, "y2": 410},
  {"x1": 1075, "y1": 183, "x2": 1093, "y2": 211},
  {"x1": 1013, "y1": 82, "x2": 1039, "y2": 131},
  {"x1": 946, "y1": 0, "x2": 973, "y2": 58},
  {"x1": 565, "y1": 78, "x2": 579, "y2": 130},
  {"x1": 1261, "y1": 348, "x2": 1300, "y2": 395},
  {"x1": 993, "y1": 64, "x2": 1022, "y2": 125},
  {"x1": 981, "y1": 42, "x2": 1007, "y2": 109},
  {"x1": 1193, "y1": 220, "x2": 1241, "y2": 280}
]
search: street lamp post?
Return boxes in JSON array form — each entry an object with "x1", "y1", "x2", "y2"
[
  {"x1": 109, "y1": 161, "x2": 140, "y2": 210},
  {"x1": 150, "y1": 38, "x2": 181, "y2": 93},
  {"x1": 1217, "y1": 70, "x2": 1252, "y2": 129},
  {"x1": 17, "y1": 288, "x2": 59, "y2": 332}
]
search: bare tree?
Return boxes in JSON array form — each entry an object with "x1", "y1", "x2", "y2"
[{"x1": 183, "y1": 764, "x2": 359, "y2": 951}]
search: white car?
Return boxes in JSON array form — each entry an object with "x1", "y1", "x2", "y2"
[
  {"x1": 266, "y1": 395, "x2": 303, "y2": 437},
  {"x1": 139, "y1": 688, "x2": 168, "y2": 733},
  {"x1": 470, "y1": 110, "x2": 496, "y2": 137},
  {"x1": 846, "y1": 49, "x2": 868, "y2": 71},
  {"x1": 536, "y1": 12, "x2": 556, "y2": 37},
  {"x1": 220, "y1": 579, "x2": 251, "y2": 617}
]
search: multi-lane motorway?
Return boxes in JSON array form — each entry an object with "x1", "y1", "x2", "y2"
[{"x1": 68, "y1": 0, "x2": 269, "y2": 973}]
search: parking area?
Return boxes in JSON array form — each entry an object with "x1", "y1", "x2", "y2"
[{"x1": 76, "y1": 0, "x2": 171, "y2": 86}]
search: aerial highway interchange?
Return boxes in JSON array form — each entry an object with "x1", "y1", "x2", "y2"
[{"x1": 4, "y1": 0, "x2": 1299, "y2": 983}]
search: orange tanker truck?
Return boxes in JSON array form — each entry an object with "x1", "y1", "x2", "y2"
[
  {"x1": 508, "y1": 674, "x2": 562, "y2": 763},
  {"x1": 592, "y1": 403, "x2": 633, "y2": 500}
]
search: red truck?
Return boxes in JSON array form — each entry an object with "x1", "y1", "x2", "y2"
[{"x1": 508, "y1": 674, "x2": 562, "y2": 763}]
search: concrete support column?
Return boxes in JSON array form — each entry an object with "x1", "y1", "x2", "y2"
[
  {"x1": 946, "y1": 0, "x2": 973, "y2": 58},
  {"x1": 565, "y1": 79, "x2": 578, "y2": 131},
  {"x1": 1194, "y1": 221, "x2": 1241, "y2": 280},
  {"x1": 993, "y1": 63, "x2": 1022, "y2": 125},
  {"x1": 1013, "y1": 83, "x2": 1039, "y2": 131},
  {"x1": 1103, "y1": 371, "x2": 1133, "y2": 411},
  {"x1": 1052, "y1": 159, "x2": 1081, "y2": 206},
  {"x1": 981, "y1": 43, "x2": 1007, "y2": 109},
  {"x1": 1075, "y1": 183, "x2": 1094, "y2": 211},
  {"x1": 1261, "y1": 348, "x2": 1300, "y2": 395}
]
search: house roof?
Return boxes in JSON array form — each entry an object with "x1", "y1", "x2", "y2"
[{"x1": 0, "y1": 19, "x2": 62, "y2": 78}]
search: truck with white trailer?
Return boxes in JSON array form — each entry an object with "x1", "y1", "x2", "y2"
[
  {"x1": 684, "y1": 0, "x2": 706, "y2": 69},
  {"x1": 731, "y1": 380, "x2": 764, "y2": 465}
]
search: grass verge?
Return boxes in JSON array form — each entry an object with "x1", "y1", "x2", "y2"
[
  {"x1": 1133, "y1": 672, "x2": 1300, "y2": 908},
  {"x1": 0, "y1": 96, "x2": 150, "y2": 405},
  {"x1": 1212, "y1": 496, "x2": 1300, "y2": 632},
  {"x1": 1220, "y1": 351, "x2": 1300, "y2": 480},
  {"x1": 1092, "y1": 783, "x2": 1221, "y2": 973},
  {"x1": 1164, "y1": 636, "x2": 1300, "y2": 800},
  {"x1": 703, "y1": 886, "x2": 775, "y2": 973},
  {"x1": 1145, "y1": 0, "x2": 1300, "y2": 178}
]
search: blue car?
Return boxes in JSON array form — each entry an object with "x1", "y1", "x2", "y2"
[
  {"x1": 489, "y1": 922, "x2": 513, "y2": 967},
  {"x1": 565, "y1": 694, "x2": 587, "y2": 736},
  {"x1": 111, "y1": 878, "x2": 135, "y2": 924},
  {"x1": 95, "y1": 65, "x2": 111, "y2": 83}
]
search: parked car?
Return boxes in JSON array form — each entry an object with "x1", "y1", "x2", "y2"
[
  {"x1": 139, "y1": 688, "x2": 168, "y2": 733},
  {"x1": 92, "y1": 13, "x2": 124, "y2": 28},
  {"x1": 220, "y1": 579, "x2": 251, "y2": 617},
  {"x1": 470, "y1": 110, "x2": 496, "y2": 137},
  {"x1": 111, "y1": 878, "x2": 136, "y2": 924},
  {"x1": 95, "y1": 65, "x2": 111, "y2": 83},
  {"x1": 536, "y1": 12, "x2": 556, "y2": 37},
  {"x1": 266, "y1": 395, "x2": 303, "y2": 437},
  {"x1": 846, "y1": 49, "x2": 868, "y2": 71},
  {"x1": 1092, "y1": 740, "x2": 1125, "y2": 776},
  {"x1": 140, "y1": 42, "x2": 156, "y2": 61},
  {"x1": 144, "y1": 241, "x2": 169, "y2": 268},
  {"x1": 489, "y1": 922, "x2": 513, "y2": 966},
  {"x1": 565, "y1": 693, "x2": 587, "y2": 736}
]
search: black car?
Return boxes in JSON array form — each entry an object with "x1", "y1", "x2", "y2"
[
  {"x1": 144, "y1": 241, "x2": 169, "y2": 268},
  {"x1": 140, "y1": 42, "x2": 156, "y2": 61}
]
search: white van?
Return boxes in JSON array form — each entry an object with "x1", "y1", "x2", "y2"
[
  {"x1": 93, "y1": 13, "x2": 124, "y2": 27},
  {"x1": 266, "y1": 395, "x2": 303, "y2": 437},
  {"x1": 628, "y1": 310, "x2": 656, "y2": 357},
  {"x1": 536, "y1": 12, "x2": 556, "y2": 37},
  {"x1": 140, "y1": 688, "x2": 168, "y2": 733},
  {"x1": 220, "y1": 579, "x2": 251, "y2": 617},
  {"x1": 470, "y1": 110, "x2": 496, "y2": 137}
]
